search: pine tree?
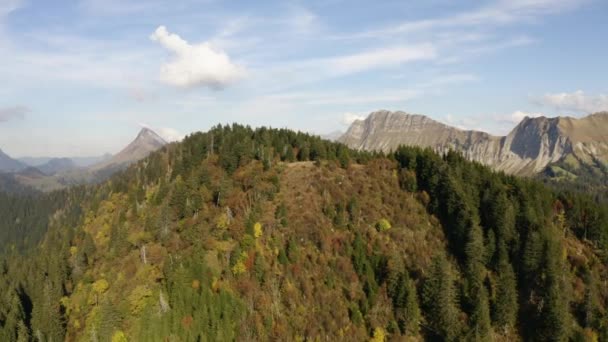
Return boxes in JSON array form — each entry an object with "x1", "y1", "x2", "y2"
[
  {"x1": 31, "y1": 280, "x2": 65, "y2": 342},
  {"x1": 170, "y1": 176, "x2": 187, "y2": 220},
  {"x1": 389, "y1": 272, "x2": 420, "y2": 336},
  {"x1": 0, "y1": 289, "x2": 29, "y2": 341},
  {"x1": 337, "y1": 146, "x2": 350, "y2": 168},
  {"x1": 469, "y1": 287, "x2": 492, "y2": 341},
  {"x1": 465, "y1": 224, "x2": 486, "y2": 297},
  {"x1": 492, "y1": 243, "x2": 518, "y2": 332},
  {"x1": 538, "y1": 235, "x2": 571, "y2": 341},
  {"x1": 283, "y1": 145, "x2": 295, "y2": 162},
  {"x1": 298, "y1": 145, "x2": 310, "y2": 161},
  {"x1": 582, "y1": 269, "x2": 600, "y2": 330},
  {"x1": 422, "y1": 255, "x2": 461, "y2": 341}
]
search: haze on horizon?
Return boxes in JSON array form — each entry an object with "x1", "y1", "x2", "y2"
[{"x1": 1, "y1": 0, "x2": 607, "y2": 157}]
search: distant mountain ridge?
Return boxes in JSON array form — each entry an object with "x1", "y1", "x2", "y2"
[
  {"x1": 19, "y1": 154, "x2": 112, "y2": 168},
  {"x1": 0, "y1": 128, "x2": 167, "y2": 192},
  {"x1": 0, "y1": 148, "x2": 27, "y2": 172},
  {"x1": 37, "y1": 158, "x2": 79, "y2": 175},
  {"x1": 340, "y1": 110, "x2": 608, "y2": 176}
]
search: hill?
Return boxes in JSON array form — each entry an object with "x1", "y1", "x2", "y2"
[
  {"x1": 37, "y1": 158, "x2": 80, "y2": 175},
  {"x1": 0, "y1": 124, "x2": 606, "y2": 341}
]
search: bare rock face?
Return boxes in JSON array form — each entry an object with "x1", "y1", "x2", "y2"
[
  {"x1": 339, "y1": 110, "x2": 608, "y2": 176},
  {"x1": 91, "y1": 128, "x2": 167, "y2": 172}
]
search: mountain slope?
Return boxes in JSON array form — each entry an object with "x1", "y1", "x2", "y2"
[
  {"x1": 91, "y1": 127, "x2": 167, "y2": 173},
  {"x1": 0, "y1": 124, "x2": 606, "y2": 341},
  {"x1": 340, "y1": 110, "x2": 608, "y2": 176},
  {"x1": 0, "y1": 148, "x2": 26, "y2": 172}
]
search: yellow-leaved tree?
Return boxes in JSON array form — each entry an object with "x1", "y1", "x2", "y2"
[
  {"x1": 369, "y1": 327, "x2": 386, "y2": 342},
  {"x1": 111, "y1": 330, "x2": 128, "y2": 342},
  {"x1": 253, "y1": 222, "x2": 263, "y2": 238}
]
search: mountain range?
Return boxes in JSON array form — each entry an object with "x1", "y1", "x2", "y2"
[
  {"x1": 3, "y1": 111, "x2": 608, "y2": 192},
  {"x1": 340, "y1": 110, "x2": 608, "y2": 178},
  {"x1": 18, "y1": 154, "x2": 112, "y2": 169},
  {"x1": 0, "y1": 127, "x2": 167, "y2": 192}
]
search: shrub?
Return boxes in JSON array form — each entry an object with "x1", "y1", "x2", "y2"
[{"x1": 376, "y1": 219, "x2": 392, "y2": 232}]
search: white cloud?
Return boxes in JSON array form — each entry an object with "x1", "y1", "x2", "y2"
[
  {"x1": 329, "y1": 44, "x2": 436, "y2": 74},
  {"x1": 341, "y1": 112, "x2": 366, "y2": 125},
  {"x1": 538, "y1": 90, "x2": 608, "y2": 113},
  {"x1": 138, "y1": 122, "x2": 184, "y2": 142},
  {"x1": 509, "y1": 110, "x2": 544, "y2": 123},
  {"x1": 443, "y1": 113, "x2": 483, "y2": 131},
  {"x1": 0, "y1": 105, "x2": 29, "y2": 122},
  {"x1": 156, "y1": 127, "x2": 185, "y2": 142},
  {"x1": 442, "y1": 109, "x2": 549, "y2": 135},
  {"x1": 150, "y1": 26, "x2": 246, "y2": 89}
]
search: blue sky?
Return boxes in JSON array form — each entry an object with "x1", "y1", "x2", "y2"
[{"x1": 0, "y1": 0, "x2": 607, "y2": 157}]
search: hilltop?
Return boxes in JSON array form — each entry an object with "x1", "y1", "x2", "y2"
[{"x1": 0, "y1": 124, "x2": 606, "y2": 341}]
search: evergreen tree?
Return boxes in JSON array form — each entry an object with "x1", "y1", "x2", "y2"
[
  {"x1": 422, "y1": 255, "x2": 461, "y2": 341},
  {"x1": 468, "y1": 287, "x2": 492, "y2": 341},
  {"x1": 388, "y1": 271, "x2": 420, "y2": 336},
  {"x1": 0, "y1": 289, "x2": 29, "y2": 342},
  {"x1": 170, "y1": 176, "x2": 187, "y2": 220},
  {"x1": 31, "y1": 280, "x2": 65, "y2": 342},
  {"x1": 337, "y1": 146, "x2": 350, "y2": 168},
  {"x1": 537, "y1": 235, "x2": 571, "y2": 341},
  {"x1": 298, "y1": 145, "x2": 310, "y2": 161},
  {"x1": 464, "y1": 224, "x2": 486, "y2": 298},
  {"x1": 492, "y1": 243, "x2": 518, "y2": 332}
]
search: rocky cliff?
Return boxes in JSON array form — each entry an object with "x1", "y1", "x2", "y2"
[{"x1": 339, "y1": 110, "x2": 608, "y2": 176}]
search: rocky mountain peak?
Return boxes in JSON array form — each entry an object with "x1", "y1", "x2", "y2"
[
  {"x1": 135, "y1": 127, "x2": 167, "y2": 147},
  {"x1": 90, "y1": 128, "x2": 167, "y2": 172},
  {"x1": 340, "y1": 110, "x2": 496, "y2": 154},
  {"x1": 340, "y1": 110, "x2": 608, "y2": 176}
]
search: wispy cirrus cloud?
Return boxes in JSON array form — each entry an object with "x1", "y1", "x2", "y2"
[
  {"x1": 337, "y1": 0, "x2": 588, "y2": 40},
  {"x1": 536, "y1": 90, "x2": 608, "y2": 113},
  {"x1": 328, "y1": 44, "x2": 436, "y2": 74}
]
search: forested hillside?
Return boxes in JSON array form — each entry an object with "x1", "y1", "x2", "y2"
[{"x1": 0, "y1": 124, "x2": 606, "y2": 341}]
